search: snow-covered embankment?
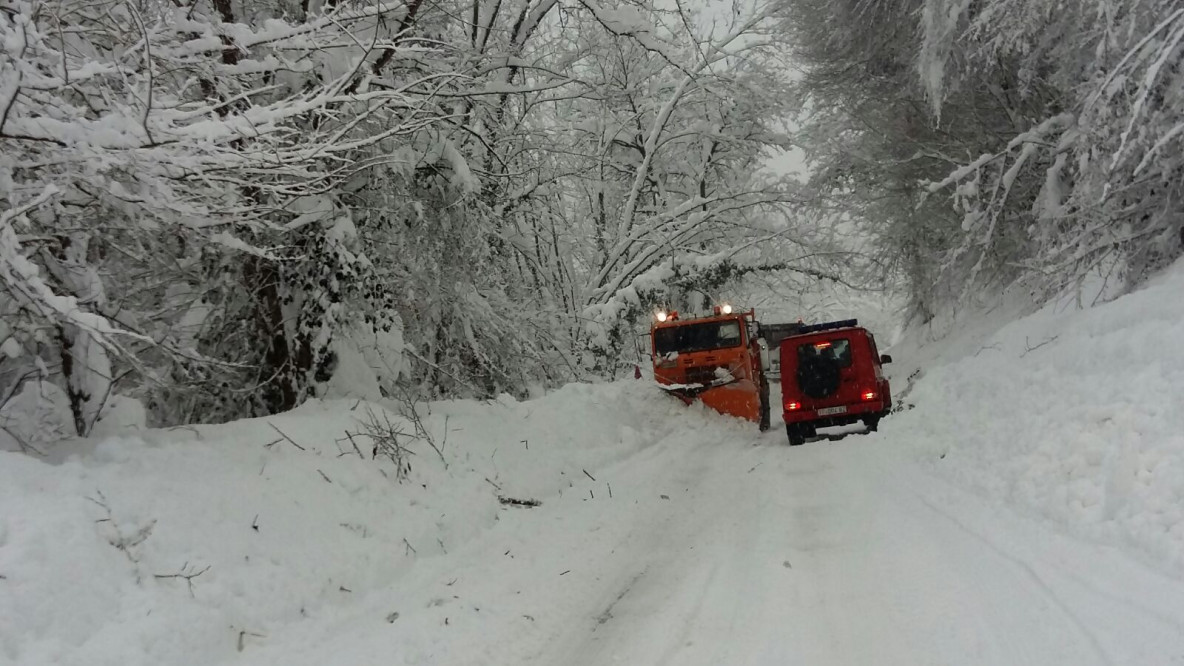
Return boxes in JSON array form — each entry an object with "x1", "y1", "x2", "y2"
[
  {"x1": 885, "y1": 260, "x2": 1184, "y2": 568},
  {"x1": 0, "y1": 381, "x2": 720, "y2": 666}
]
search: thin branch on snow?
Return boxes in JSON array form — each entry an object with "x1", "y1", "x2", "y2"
[{"x1": 153, "y1": 563, "x2": 211, "y2": 598}]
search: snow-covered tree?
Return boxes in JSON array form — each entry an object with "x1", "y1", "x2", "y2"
[
  {"x1": 1, "y1": 0, "x2": 833, "y2": 437},
  {"x1": 782, "y1": 0, "x2": 1184, "y2": 324},
  {"x1": 0, "y1": 0, "x2": 444, "y2": 430}
]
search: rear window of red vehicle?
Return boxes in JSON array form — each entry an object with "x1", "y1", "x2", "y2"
[{"x1": 797, "y1": 338, "x2": 852, "y2": 368}]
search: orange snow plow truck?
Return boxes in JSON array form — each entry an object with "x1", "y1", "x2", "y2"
[{"x1": 650, "y1": 305, "x2": 772, "y2": 431}]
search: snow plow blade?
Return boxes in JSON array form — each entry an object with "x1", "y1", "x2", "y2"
[{"x1": 666, "y1": 379, "x2": 763, "y2": 424}]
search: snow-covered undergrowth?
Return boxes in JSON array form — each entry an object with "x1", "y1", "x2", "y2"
[
  {"x1": 885, "y1": 259, "x2": 1184, "y2": 568},
  {"x1": 0, "y1": 381, "x2": 719, "y2": 666}
]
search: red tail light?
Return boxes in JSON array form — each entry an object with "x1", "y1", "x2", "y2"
[
  {"x1": 785, "y1": 401, "x2": 802, "y2": 411},
  {"x1": 861, "y1": 391, "x2": 877, "y2": 401}
]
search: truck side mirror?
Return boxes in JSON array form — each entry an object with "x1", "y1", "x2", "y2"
[
  {"x1": 880, "y1": 354, "x2": 893, "y2": 364},
  {"x1": 757, "y1": 339, "x2": 771, "y2": 372}
]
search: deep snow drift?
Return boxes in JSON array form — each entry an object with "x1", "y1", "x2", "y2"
[
  {"x1": 885, "y1": 260, "x2": 1184, "y2": 569},
  {"x1": 0, "y1": 382, "x2": 740, "y2": 666}
]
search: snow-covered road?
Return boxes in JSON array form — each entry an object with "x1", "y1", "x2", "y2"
[
  {"x1": 243, "y1": 421, "x2": 1184, "y2": 666},
  {"x1": 8, "y1": 386, "x2": 1184, "y2": 666}
]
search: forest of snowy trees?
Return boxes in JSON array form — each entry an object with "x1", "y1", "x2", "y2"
[
  {"x1": 783, "y1": 0, "x2": 1184, "y2": 323},
  {"x1": 1, "y1": 0, "x2": 1181, "y2": 442}
]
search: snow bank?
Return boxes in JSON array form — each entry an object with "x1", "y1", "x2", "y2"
[
  {"x1": 884, "y1": 259, "x2": 1184, "y2": 568},
  {"x1": 0, "y1": 380, "x2": 726, "y2": 666}
]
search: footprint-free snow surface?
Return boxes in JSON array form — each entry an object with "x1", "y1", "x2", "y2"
[{"x1": 6, "y1": 262, "x2": 1184, "y2": 665}]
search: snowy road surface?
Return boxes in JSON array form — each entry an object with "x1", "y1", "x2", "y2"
[{"x1": 241, "y1": 423, "x2": 1184, "y2": 666}]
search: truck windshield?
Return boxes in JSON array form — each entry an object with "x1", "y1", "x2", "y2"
[{"x1": 654, "y1": 321, "x2": 743, "y2": 355}]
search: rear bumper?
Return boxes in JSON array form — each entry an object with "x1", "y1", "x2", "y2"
[{"x1": 783, "y1": 399, "x2": 889, "y2": 427}]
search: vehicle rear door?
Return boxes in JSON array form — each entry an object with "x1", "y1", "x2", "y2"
[{"x1": 792, "y1": 333, "x2": 863, "y2": 409}]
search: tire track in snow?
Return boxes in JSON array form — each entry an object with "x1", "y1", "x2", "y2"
[
  {"x1": 548, "y1": 432, "x2": 1174, "y2": 666},
  {"x1": 887, "y1": 451, "x2": 1184, "y2": 666},
  {"x1": 907, "y1": 489, "x2": 1114, "y2": 666},
  {"x1": 234, "y1": 416, "x2": 1184, "y2": 666}
]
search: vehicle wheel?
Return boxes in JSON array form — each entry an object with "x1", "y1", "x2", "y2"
[
  {"x1": 758, "y1": 376, "x2": 771, "y2": 432},
  {"x1": 786, "y1": 423, "x2": 807, "y2": 446},
  {"x1": 863, "y1": 416, "x2": 880, "y2": 432}
]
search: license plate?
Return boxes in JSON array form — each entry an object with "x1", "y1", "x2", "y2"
[{"x1": 817, "y1": 406, "x2": 847, "y2": 416}]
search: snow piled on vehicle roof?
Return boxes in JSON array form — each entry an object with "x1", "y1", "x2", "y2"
[{"x1": 885, "y1": 258, "x2": 1184, "y2": 569}]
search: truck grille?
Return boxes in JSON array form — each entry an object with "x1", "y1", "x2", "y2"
[{"x1": 685, "y1": 366, "x2": 725, "y2": 385}]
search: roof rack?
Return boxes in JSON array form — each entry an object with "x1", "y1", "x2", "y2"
[{"x1": 796, "y1": 318, "x2": 858, "y2": 334}]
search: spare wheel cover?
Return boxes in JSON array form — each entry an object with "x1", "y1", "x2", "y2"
[{"x1": 796, "y1": 355, "x2": 841, "y2": 399}]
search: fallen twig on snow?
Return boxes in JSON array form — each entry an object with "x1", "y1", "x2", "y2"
[
  {"x1": 346, "y1": 408, "x2": 415, "y2": 481},
  {"x1": 88, "y1": 491, "x2": 155, "y2": 578},
  {"x1": 236, "y1": 629, "x2": 265, "y2": 652},
  {"x1": 394, "y1": 387, "x2": 448, "y2": 468},
  {"x1": 266, "y1": 422, "x2": 306, "y2": 451},
  {"x1": 497, "y1": 495, "x2": 542, "y2": 508},
  {"x1": 153, "y1": 562, "x2": 211, "y2": 597},
  {"x1": 335, "y1": 431, "x2": 366, "y2": 458},
  {"x1": 1021, "y1": 335, "x2": 1059, "y2": 357}
]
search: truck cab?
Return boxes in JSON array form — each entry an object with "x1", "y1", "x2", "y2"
[
  {"x1": 651, "y1": 306, "x2": 771, "y2": 431},
  {"x1": 779, "y1": 319, "x2": 892, "y2": 445}
]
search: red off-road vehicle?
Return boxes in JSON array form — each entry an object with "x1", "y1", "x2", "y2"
[{"x1": 779, "y1": 319, "x2": 892, "y2": 446}]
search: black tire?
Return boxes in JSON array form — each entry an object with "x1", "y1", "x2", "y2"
[
  {"x1": 863, "y1": 416, "x2": 880, "y2": 432},
  {"x1": 786, "y1": 423, "x2": 807, "y2": 446},
  {"x1": 758, "y1": 376, "x2": 771, "y2": 432}
]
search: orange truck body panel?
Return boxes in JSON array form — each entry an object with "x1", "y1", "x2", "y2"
[
  {"x1": 696, "y1": 379, "x2": 763, "y2": 423},
  {"x1": 650, "y1": 309, "x2": 768, "y2": 427}
]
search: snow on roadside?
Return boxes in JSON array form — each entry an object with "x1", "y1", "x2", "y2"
[
  {"x1": 0, "y1": 380, "x2": 711, "y2": 666},
  {"x1": 883, "y1": 259, "x2": 1184, "y2": 569}
]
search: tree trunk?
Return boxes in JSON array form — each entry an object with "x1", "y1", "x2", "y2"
[{"x1": 48, "y1": 235, "x2": 111, "y2": 436}]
